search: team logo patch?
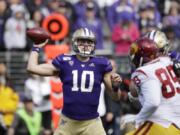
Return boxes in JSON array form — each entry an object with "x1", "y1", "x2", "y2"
[
  {"x1": 69, "y1": 61, "x2": 74, "y2": 66},
  {"x1": 63, "y1": 57, "x2": 71, "y2": 61}
]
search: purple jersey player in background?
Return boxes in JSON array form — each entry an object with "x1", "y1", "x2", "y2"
[{"x1": 27, "y1": 27, "x2": 122, "y2": 135}]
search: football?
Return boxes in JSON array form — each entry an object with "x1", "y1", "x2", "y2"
[{"x1": 26, "y1": 27, "x2": 50, "y2": 44}]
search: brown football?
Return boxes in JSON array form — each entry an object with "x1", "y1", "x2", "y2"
[{"x1": 26, "y1": 27, "x2": 50, "y2": 44}]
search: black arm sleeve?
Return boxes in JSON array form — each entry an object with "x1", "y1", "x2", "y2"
[{"x1": 173, "y1": 60, "x2": 180, "y2": 78}]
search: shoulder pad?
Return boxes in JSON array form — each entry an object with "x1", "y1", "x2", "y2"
[
  {"x1": 52, "y1": 54, "x2": 72, "y2": 69},
  {"x1": 57, "y1": 54, "x2": 72, "y2": 61},
  {"x1": 91, "y1": 57, "x2": 112, "y2": 73}
]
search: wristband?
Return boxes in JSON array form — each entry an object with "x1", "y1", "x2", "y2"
[{"x1": 32, "y1": 47, "x2": 40, "y2": 53}]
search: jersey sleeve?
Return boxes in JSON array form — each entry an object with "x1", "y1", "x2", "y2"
[
  {"x1": 103, "y1": 58, "x2": 113, "y2": 73},
  {"x1": 131, "y1": 69, "x2": 162, "y2": 126},
  {"x1": 135, "y1": 79, "x2": 161, "y2": 126},
  {"x1": 131, "y1": 69, "x2": 149, "y2": 90},
  {"x1": 52, "y1": 55, "x2": 64, "y2": 70}
]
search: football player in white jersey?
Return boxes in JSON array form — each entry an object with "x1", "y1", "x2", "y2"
[
  {"x1": 126, "y1": 37, "x2": 180, "y2": 135},
  {"x1": 128, "y1": 30, "x2": 180, "y2": 101}
]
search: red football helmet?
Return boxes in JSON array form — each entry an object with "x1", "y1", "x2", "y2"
[{"x1": 129, "y1": 37, "x2": 159, "y2": 68}]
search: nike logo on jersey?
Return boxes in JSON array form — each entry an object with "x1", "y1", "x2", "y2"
[
  {"x1": 89, "y1": 63, "x2": 95, "y2": 67},
  {"x1": 69, "y1": 61, "x2": 74, "y2": 66}
]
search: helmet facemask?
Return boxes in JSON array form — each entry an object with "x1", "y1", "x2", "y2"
[{"x1": 73, "y1": 38, "x2": 95, "y2": 57}]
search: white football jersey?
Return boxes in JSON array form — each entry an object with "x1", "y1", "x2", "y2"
[{"x1": 131, "y1": 56, "x2": 180, "y2": 128}]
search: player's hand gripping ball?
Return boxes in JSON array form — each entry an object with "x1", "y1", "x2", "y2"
[{"x1": 26, "y1": 27, "x2": 50, "y2": 44}]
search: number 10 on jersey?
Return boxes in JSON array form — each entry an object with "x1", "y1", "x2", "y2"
[{"x1": 72, "y1": 70, "x2": 94, "y2": 92}]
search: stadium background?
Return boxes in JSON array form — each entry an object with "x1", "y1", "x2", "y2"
[{"x1": 0, "y1": 0, "x2": 179, "y2": 135}]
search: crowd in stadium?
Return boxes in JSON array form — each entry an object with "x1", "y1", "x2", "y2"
[
  {"x1": 0, "y1": 0, "x2": 179, "y2": 52},
  {"x1": 0, "y1": 0, "x2": 180, "y2": 135}
]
